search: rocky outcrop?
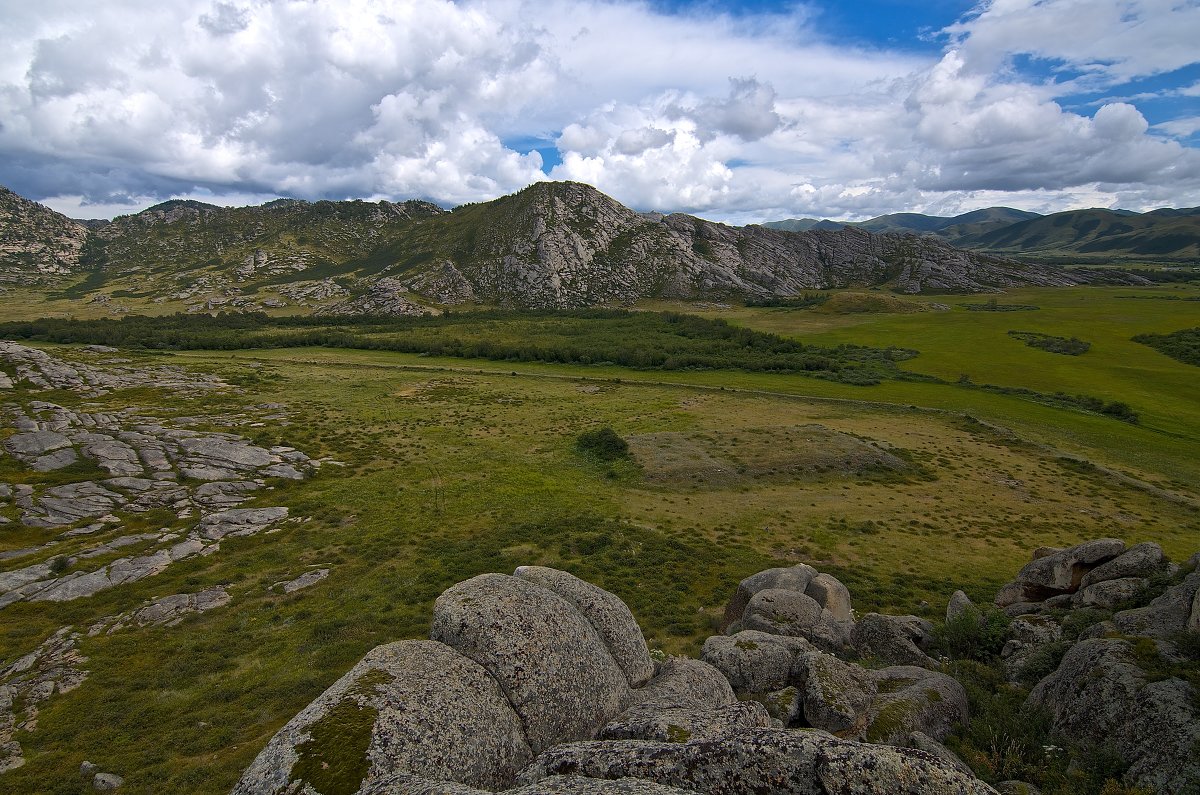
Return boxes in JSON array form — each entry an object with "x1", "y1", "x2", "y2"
[
  {"x1": 235, "y1": 568, "x2": 990, "y2": 794},
  {"x1": 0, "y1": 186, "x2": 88, "y2": 280},
  {"x1": 0, "y1": 628, "x2": 88, "y2": 772},
  {"x1": 994, "y1": 538, "x2": 1127, "y2": 608}
]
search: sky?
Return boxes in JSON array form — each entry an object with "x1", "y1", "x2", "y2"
[{"x1": 2, "y1": 0, "x2": 1199, "y2": 223}]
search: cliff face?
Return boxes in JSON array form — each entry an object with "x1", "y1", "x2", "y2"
[
  {"x1": 0, "y1": 187, "x2": 89, "y2": 281},
  {"x1": 0, "y1": 181, "x2": 1140, "y2": 311}
]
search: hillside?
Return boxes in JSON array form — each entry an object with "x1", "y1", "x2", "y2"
[
  {"x1": 959, "y1": 207, "x2": 1200, "y2": 258},
  {"x1": 766, "y1": 206, "x2": 1200, "y2": 260},
  {"x1": 0, "y1": 187, "x2": 89, "y2": 282},
  {"x1": 0, "y1": 182, "x2": 1149, "y2": 313}
]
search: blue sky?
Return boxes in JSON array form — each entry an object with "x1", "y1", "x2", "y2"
[{"x1": 1, "y1": 0, "x2": 1198, "y2": 222}]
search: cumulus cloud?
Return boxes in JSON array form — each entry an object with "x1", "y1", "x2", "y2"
[{"x1": 1, "y1": 0, "x2": 1198, "y2": 220}]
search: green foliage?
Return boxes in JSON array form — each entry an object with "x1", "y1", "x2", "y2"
[
  {"x1": 961, "y1": 300, "x2": 1040, "y2": 312},
  {"x1": 960, "y1": 381, "x2": 1139, "y2": 423},
  {"x1": 1133, "y1": 327, "x2": 1200, "y2": 367},
  {"x1": 575, "y1": 427, "x2": 630, "y2": 462},
  {"x1": 744, "y1": 292, "x2": 830, "y2": 309},
  {"x1": 1008, "y1": 330, "x2": 1091, "y2": 356},
  {"x1": 0, "y1": 309, "x2": 923, "y2": 384},
  {"x1": 933, "y1": 607, "x2": 1010, "y2": 662}
]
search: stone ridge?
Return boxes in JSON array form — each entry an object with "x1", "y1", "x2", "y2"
[{"x1": 0, "y1": 181, "x2": 1147, "y2": 312}]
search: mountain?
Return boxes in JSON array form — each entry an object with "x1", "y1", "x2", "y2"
[
  {"x1": 765, "y1": 207, "x2": 1041, "y2": 240},
  {"x1": 0, "y1": 186, "x2": 89, "y2": 282},
  {"x1": 957, "y1": 207, "x2": 1200, "y2": 258},
  {"x1": 0, "y1": 182, "x2": 1146, "y2": 313},
  {"x1": 766, "y1": 206, "x2": 1200, "y2": 259}
]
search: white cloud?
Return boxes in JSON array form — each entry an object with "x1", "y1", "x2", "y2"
[{"x1": 2, "y1": 0, "x2": 1199, "y2": 221}]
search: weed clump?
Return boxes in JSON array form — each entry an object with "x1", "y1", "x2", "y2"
[{"x1": 575, "y1": 427, "x2": 630, "y2": 462}]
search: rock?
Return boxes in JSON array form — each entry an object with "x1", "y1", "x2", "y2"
[
  {"x1": 231, "y1": 640, "x2": 532, "y2": 794},
  {"x1": 429, "y1": 573, "x2": 629, "y2": 754},
  {"x1": 1003, "y1": 538, "x2": 1126, "y2": 603},
  {"x1": 1006, "y1": 615, "x2": 1062, "y2": 647},
  {"x1": 178, "y1": 437, "x2": 274, "y2": 469},
  {"x1": 599, "y1": 702, "x2": 771, "y2": 743},
  {"x1": 995, "y1": 782, "x2": 1041, "y2": 795},
  {"x1": 907, "y1": 731, "x2": 974, "y2": 777},
  {"x1": 742, "y1": 588, "x2": 851, "y2": 654},
  {"x1": 1071, "y1": 577, "x2": 1148, "y2": 609},
  {"x1": 276, "y1": 568, "x2": 330, "y2": 594},
  {"x1": 701, "y1": 631, "x2": 814, "y2": 694},
  {"x1": 197, "y1": 507, "x2": 289, "y2": 540},
  {"x1": 1080, "y1": 542, "x2": 1168, "y2": 587},
  {"x1": 93, "y1": 772, "x2": 124, "y2": 790},
  {"x1": 129, "y1": 587, "x2": 230, "y2": 626},
  {"x1": 361, "y1": 773, "x2": 701, "y2": 794},
  {"x1": 1028, "y1": 637, "x2": 1200, "y2": 794},
  {"x1": 624, "y1": 658, "x2": 736, "y2": 712},
  {"x1": 3, "y1": 430, "x2": 72, "y2": 458},
  {"x1": 866, "y1": 666, "x2": 969, "y2": 744},
  {"x1": 720, "y1": 565, "x2": 816, "y2": 632},
  {"x1": 1112, "y1": 571, "x2": 1200, "y2": 638},
  {"x1": 804, "y1": 573, "x2": 854, "y2": 623},
  {"x1": 32, "y1": 447, "x2": 79, "y2": 471},
  {"x1": 852, "y1": 614, "x2": 937, "y2": 668},
  {"x1": 80, "y1": 761, "x2": 98, "y2": 777},
  {"x1": 514, "y1": 566, "x2": 654, "y2": 687},
  {"x1": 792, "y1": 649, "x2": 876, "y2": 735},
  {"x1": 518, "y1": 728, "x2": 997, "y2": 794},
  {"x1": 946, "y1": 590, "x2": 979, "y2": 623}
]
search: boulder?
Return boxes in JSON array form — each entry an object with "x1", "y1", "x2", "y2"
[
  {"x1": 804, "y1": 573, "x2": 854, "y2": 623},
  {"x1": 946, "y1": 590, "x2": 979, "y2": 623},
  {"x1": 360, "y1": 773, "x2": 701, "y2": 794},
  {"x1": 518, "y1": 728, "x2": 997, "y2": 794},
  {"x1": 599, "y1": 702, "x2": 771, "y2": 743},
  {"x1": 701, "y1": 631, "x2": 814, "y2": 694},
  {"x1": 1006, "y1": 615, "x2": 1061, "y2": 647},
  {"x1": 866, "y1": 666, "x2": 969, "y2": 744},
  {"x1": 1071, "y1": 577, "x2": 1147, "y2": 609},
  {"x1": 792, "y1": 649, "x2": 876, "y2": 735},
  {"x1": 851, "y1": 614, "x2": 937, "y2": 669},
  {"x1": 1003, "y1": 539, "x2": 1126, "y2": 603},
  {"x1": 430, "y1": 573, "x2": 630, "y2": 754},
  {"x1": 1028, "y1": 637, "x2": 1200, "y2": 794},
  {"x1": 907, "y1": 731, "x2": 974, "y2": 777},
  {"x1": 514, "y1": 566, "x2": 654, "y2": 687},
  {"x1": 231, "y1": 640, "x2": 532, "y2": 794},
  {"x1": 742, "y1": 588, "x2": 852, "y2": 654},
  {"x1": 93, "y1": 772, "x2": 124, "y2": 790},
  {"x1": 720, "y1": 565, "x2": 816, "y2": 632},
  {"x1": 1080, "y1": 542, "x2": 1167, "y2": 587},
  {"x1": 1112, "y1": 572, "x2": 1200, "y2": 638}
]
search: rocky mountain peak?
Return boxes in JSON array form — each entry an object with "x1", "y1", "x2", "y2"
[{"x1": 0, "y1": 186, "x2": 88, "y2": 279}]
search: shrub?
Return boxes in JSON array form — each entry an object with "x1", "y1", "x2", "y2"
[
  {"x1": 934, "y1": 607, "x2": 1010, "y2": 662},
  {"x1": 575, "y1": 427, "x2": 630, "y2": 462}
]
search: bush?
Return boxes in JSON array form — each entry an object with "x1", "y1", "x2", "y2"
[
  {"x1": 575, "y1": 427, "x2": 630, "y2": 462},
  {"x1": 934, "y1": 607, "x2": 1010, "y2": 662}
]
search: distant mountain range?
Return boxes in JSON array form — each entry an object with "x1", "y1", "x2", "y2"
[
  {"x1": 0, "y1": 183, "x2": 1154, "y2": 314},
  {"x1": 764, "y1": 206, "x2": 1200, "y2": 260}
]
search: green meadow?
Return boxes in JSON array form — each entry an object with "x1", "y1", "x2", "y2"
[{"x1": 1, "y1": 282, "x2": 1199, "y2": 793}]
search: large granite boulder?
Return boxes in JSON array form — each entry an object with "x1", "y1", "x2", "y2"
[
  {"x1": 720, "y1": 565, "x2": 817, "y2": 632},
  {"x1": 1080, "y1": 542, "x2": 1168, "y2": 587},
  {"x1": 1112, "y1": 571, "x2": 1200, "y2": 639},
  {"x1": 851, "y1": 613, "x2": 937, "y2": 668},
  {"x1": 700, "y1": 631, "x2": 815, "y2": 694},
  {"x1": 430, "y1": 573, "x2": 631, "y2": 754},
  {"x1": 231, "y1": 640, "x2": 532, "y2": 794},
  {"x1": 514, "y1": 566, "x2": 654, "y2": 687},
  {"x1": 995, "y1": 539, "x2": 1126, "y2": 606},
  {"x1": 1028, "y1": 637, "x2": 1200, "y2": 794},
  {"x1": 518, "y1": 728, "x2": 998, "y2": 794}
]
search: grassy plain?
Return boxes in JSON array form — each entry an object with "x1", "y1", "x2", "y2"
[{"x1": 1, "y1": 283, "x2": 1199, "y2": 793}]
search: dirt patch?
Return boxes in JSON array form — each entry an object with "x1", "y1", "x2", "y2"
[{"x1": 627, "y1": 424, "x2": 912, "y2": 489}]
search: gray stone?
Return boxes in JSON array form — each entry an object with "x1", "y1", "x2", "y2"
[
  {"x1": 721, "y1": 565, "x2": 817, "y2": 632},
  {"x1": 197, "y1": 507, "x2": 288, "y2": 540},
  {"x1": 361, "y1": 773, "x2": 701, "y2": 794},
  {"x1": 1007, "y1": 615, "x2": 1062, "y2": 647},
  {"x1": 518, "y1": 728, "x2": 996, "y2": 794},
  {"x1": 430, "y1": 573, "x2": 629, "y2": 754},
  {"x1": 1029, "y1": 637, "x2": 1200, "y2": 794},
  {"x1": 625, "y1": 658, "x2": 736, "y2": 712},
  {"x1": 178, "y1": 437, "x2": 274, "y2": 469},
  {"x1": 852, "y1": 613, "x2": 938, "y2": 668},
  {"x1": 866, "y1": 666, "x2": 969, "y2": 744},
  {"x1": 231, "y1": 640, "x2": 532, "y2": 794},
  {"x1": 742, "y1": 588, "x2": 822, "y2": 635},
  {"x1": 1113, "y1": 571, "x2": 1200, "y2": 638},
  {"x1": 1080, "y1": 542, "x2": 1167, "y2": 587},
  {"x1": 1005, "y1": 538, "x2": 1127, "y2": 603},
  {"x1": 908, "y1": 731, "x2": 974, "y2": 777},
  {"x1": 804, "y1": 573, "x2": 853, "y2": 623},
  {"x1": 93, "y1": 772, "x2": 124, "y2": 790},
  {"x1": 514, "y1": 566, "x2": 654, "y2": 687},
  {"x1": 946, "y1": 590, "x2": 979, "y2": 623},
  {"x1": 700, "y1": 631, "x2": 814, "y2": 694},
  {"x1": 3, "y1": 430, "x2": 72, "y2": 458},
  {"x1": 599, "y1": 702, "x2": 771, "y2": 743},
  {"x1": 793, "y1": 649, "x2": 876, "y2": 735},
  {"x1": 276, "y1": 569, "x2": 330, "y2": 594},
  {"x1": 31, "y1": 447, "x2": 79, "y2": 471},
  {"x1": 130, "y1": 587, "x2": 230, "y2": 625},
  {"x1": 1072, "y1": 577, "x2": 1148, "y2": 609}
]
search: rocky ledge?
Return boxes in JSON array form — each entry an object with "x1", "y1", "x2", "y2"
[
  {"x1": 233, "y1": 565, "x2": 992, "y2": 795},
  {"x1": 235, "y1": 538, "x2": 1200, "y2": 795}
]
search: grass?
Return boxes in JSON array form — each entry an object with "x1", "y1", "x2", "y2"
[{"x1": 0, "y1": 284, "x2": 1198, "y2": 793}]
